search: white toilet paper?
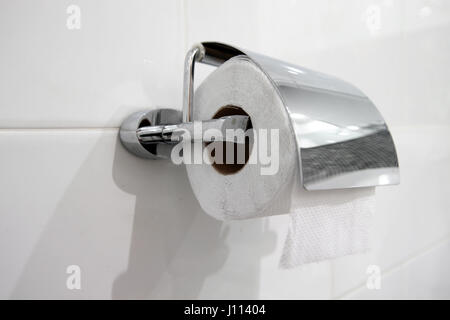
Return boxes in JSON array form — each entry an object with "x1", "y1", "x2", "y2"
[
  {"x1": 281, "y1": 184, "x2": 374, "y2": 267},
  {"x1": 186, "y1": 56, "x2": 374, "y2": 267}
]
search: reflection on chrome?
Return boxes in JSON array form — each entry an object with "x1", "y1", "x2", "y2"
[{"x1": 301, "y1": 129, "x2": 398, "y2": 188}]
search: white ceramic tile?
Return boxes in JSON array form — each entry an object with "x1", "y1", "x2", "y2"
[
  {"x1": 331, "y1": 125, "x2": 450, "y2": 298},
  {"x1": 305, "y1": 22, "x2": 450, "y2": 128},
  {"x1": 271, "y1": 7, "x2": 450, "y2": 128},
  {"x1": 0, "y1": 129, "x2": 202, "y2": 298},
  {"x1": 181, "y1": 215, "x2": 332, "y2": 299},
  {"x1": 0, "y1": 129, "x2": 332, "y2": 299},
  {"x1": 0, "y1": 0, "x2": 184, "y2": 128},
  {"x1": 403, "y1": 0, "x2": 450, "y2": 32},
  {"x1": 258, "y1": 215, "x2": 332, "y2": 299},
  {"x1": 186, "y1": 0, "x2": 405, "y2": 57},
  {"x1": 163, "y1": 215, "x2": 331, "y2": 299},
  {"x1": 185, "y1": 0, "x2": 263, "y2": 52},
  {"x1": 344, "y1": 238, "x2": 450, "y2": 299},
  {"x1": 116, "y1": 196, "x2": 331, "y2": 299},
  {"x1": 2, "y1": 125, "x2": 448, "y2": 299}
]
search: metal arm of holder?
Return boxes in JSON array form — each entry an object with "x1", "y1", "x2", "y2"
[{"x1": 119, "y1": 43, "x2": 249, "y2": 160}]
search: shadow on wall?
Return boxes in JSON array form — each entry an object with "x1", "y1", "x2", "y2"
[
  {"x1": 10, "y1": 132, "x2": 276, "y2": 299},
  {"x1": 110, "y1": 138, "x2": 229, "y2": 299},
  {"x1": 111, "y1": 138, "x2": 277, "y2": 299}
]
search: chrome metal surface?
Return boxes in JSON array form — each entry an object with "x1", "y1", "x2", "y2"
[
  {"x1": 137, "y1": 115, "x2": 250, "y2": 143},
  {"x1": 119, "y1": 107, "x2": 250, "y2": 159},
  {"x1": 182, "y1": 44, "x2": 205, "y2": 122},
  {"x1": 198, "y1": 42, "x2": 400, "y2": 190},
  {"x1": 119, "y1": 109, "x2": 182, "y2": 159}
]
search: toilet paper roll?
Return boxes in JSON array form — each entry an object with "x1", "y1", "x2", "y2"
[{"x1": 186, "y1": 56, "x2": 375, "y2": 267}]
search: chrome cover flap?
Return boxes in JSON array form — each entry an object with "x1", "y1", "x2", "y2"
[{"x1": 200, "y1": 42, "x2": 400, "y2": 190}]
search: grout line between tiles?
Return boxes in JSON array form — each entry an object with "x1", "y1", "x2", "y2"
[{"x1": 335, "y1": 233, "x2": 450, "y2": 299}]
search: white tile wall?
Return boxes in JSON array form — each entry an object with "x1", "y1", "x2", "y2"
[
  {"x1": 344, "y1": 238, "x2": 450, "y2": 299},
  {"x1": 0, "y1": 0, "x2": 185, "y2": 128},
  {"x1": 0, "y1": 0, "x2": 449, "y2": 299}
]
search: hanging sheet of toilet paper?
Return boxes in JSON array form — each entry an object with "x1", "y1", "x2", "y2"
[{"x1": 186, "y1": 56, "x2": 375, "y2": 267}]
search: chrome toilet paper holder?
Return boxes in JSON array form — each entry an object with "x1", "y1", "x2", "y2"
[{"x1": 119, "y1": 42, "x2": 400, "y2": 190}]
